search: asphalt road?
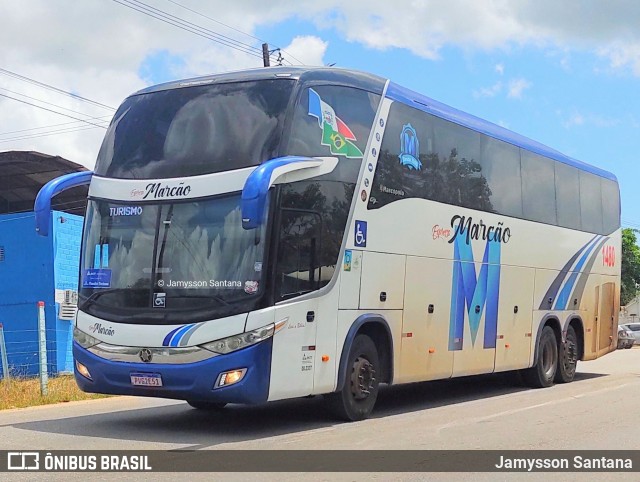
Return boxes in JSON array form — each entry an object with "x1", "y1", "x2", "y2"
[{"x1": 1, "y1": 346, "x2": 639, "y2": 481}]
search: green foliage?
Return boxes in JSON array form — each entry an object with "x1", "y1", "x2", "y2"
[{"x1": 621, "y1": 228, "x2": 640, "y2": 305}]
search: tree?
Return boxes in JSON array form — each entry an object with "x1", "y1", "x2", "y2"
[{"x1": 621, "y1": 228, "x2": 640, "y2": 306}]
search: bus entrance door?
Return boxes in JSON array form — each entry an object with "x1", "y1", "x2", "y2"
[{"x1": 597, "y1": 280, "x2": 617, "y2": 356}]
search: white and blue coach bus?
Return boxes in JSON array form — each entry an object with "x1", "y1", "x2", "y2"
[{"x1": 35, "y1": 67, "x2": 620, "y2": 421}]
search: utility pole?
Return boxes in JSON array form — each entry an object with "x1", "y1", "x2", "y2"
[{"x1": 262, "y1": 43, "x2": 270, "y2": 67}]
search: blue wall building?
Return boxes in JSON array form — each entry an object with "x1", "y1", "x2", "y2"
[
  {"x1": 0, "y1": 151, "x2": 87, "y2": 378},
  {"x1": 0, "y1": 211, "x2": 83, "y2": 377}
]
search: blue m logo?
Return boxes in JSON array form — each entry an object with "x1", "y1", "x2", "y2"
[{"x1": 449, "y1": 236, "x2": 501, "y2": 351}]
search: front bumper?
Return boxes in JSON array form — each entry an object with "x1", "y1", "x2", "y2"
[{"x1": 73, "y1": 338, "x2": 273, "y2": 404}]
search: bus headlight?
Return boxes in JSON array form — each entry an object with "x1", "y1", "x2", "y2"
[
  {"x1": 200, "y1": 323, "x2": 277, "y2": 355},
  {"x1": 73, "y1": 327, "x2": 101, "y2": 349}
]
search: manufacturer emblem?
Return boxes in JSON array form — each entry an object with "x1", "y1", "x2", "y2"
[{"x1": 139, "y1": 348, "x2": 153, "y2": 363}]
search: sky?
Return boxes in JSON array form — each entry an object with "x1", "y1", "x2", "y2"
[{"x1": 1, "y1": 0, "x2": 639, "y2": 228}]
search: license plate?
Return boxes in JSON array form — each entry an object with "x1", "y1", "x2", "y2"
[{"x1": 130, "y1": 373, "x2": 163, "y2": 387}]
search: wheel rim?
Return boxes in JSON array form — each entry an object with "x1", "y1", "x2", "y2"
[
  {"x1": 541, "y1": 337, "x2": 555, "y2": 379},
  {"x1": 350, "y1": 356, "x2": 376, "y2": 400}
]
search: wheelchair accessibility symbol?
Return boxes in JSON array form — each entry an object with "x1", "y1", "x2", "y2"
[{"x1": 354, "y1": 220, "x2": 367, "y2": 247}]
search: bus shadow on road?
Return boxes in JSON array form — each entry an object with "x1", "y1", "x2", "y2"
[
  {"x1": 9, "y1": 371, "x2": 607, "y2": 447},
  {"x1": 372, "y1": 371, "x2": 606, "y2": 417}
]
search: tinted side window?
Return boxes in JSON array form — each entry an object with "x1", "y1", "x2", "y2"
[
  {"x1": 288, "y1": 85, "x2": 380, "y2": 167},
  {"x1": 579, "y1": 171, "x2": 603, "y2": 234},
  {"x1": 602, "y1": 179, "x2": 621, "y2": 234},
  {"x1": 275, "y1": 180, "x2": 354, "y2": 300},
  {"x1": 369, "y1": 102, "x2": 492, "y2": 211},
  {"x1": 479, "y1": 137, "x2": 522, "y2": 217},
  {"x1": 555, "y1": 162, "x2": 581, "y2": 230},
  {"x1": 431, "y1": 116, "x2": 486, "y2": 210},
  {"x1": 521, "y1": 151, "x2": 557, "y2": 225}
]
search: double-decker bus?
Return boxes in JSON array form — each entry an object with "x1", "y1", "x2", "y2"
[{"x1": 36, "y1": 67, "x2": 621, "y2": 421}]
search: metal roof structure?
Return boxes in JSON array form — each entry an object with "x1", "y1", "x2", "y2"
[{"x1": 0, "y1": 151, "x2": 88, "y2": 216}]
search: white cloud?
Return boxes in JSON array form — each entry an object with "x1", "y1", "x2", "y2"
[
  {"x1": 507, "y1": 78, "x2": 532, "y2": 99},
  {"x1": 473, "y1": 81, "x2": 503, "y2": 98},
  {"x1": 2, "y1": 0, "x2": 640, "y2": 168},
  {"x1": 0, "y1": 0, "x2": 327, "y2": 169},
  {"x1": 562, "y1": 111, "x2": 620, "y2": 129},
  {"x1": 598, "y1": 42, "x2": 640, "y2": 76},
  {"x1": 564, "y1": 113, "x2": 585, "y2": 128},
  {"x1": 280, "y1": 36, "x2": 329, "y2": 66},
  {"x1": 474, "y1": 77, "x2": 531, "y2": 100}
]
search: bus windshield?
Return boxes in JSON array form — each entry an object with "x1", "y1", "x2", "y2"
[
  {"x1": 79, "y1": 193, "x2": 268, "y2": 323},
  {"x1": 94, "y1": 79, "x2": 294, "y2": 179}
]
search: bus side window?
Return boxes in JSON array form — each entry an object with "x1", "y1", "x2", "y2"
[{"x1": 275, "y1": 209, "x2": 322, "y2": 300}]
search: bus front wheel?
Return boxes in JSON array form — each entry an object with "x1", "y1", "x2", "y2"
[
  {"x1": 521, "y1": 325, "x2": 558, "y2": 388},
  {"x1": 326, "y1": 334, "x2": 380, "y2": 422}
]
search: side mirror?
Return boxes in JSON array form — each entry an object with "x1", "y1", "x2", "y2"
[
  {"x1": 241, "y1": 156, "x2": 337, "y2": 229},
  {"x1": 34, "y1": 171, "x2": 93, "y2": 236}
]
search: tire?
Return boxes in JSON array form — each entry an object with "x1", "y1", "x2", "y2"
[
  {"x1": 555, "y1": 325, "x2": 578, "y2": 383},
  {"x1": 521, "y1": 326, "x2": 558, "y2": 388},
  {"x1": 326, "y1": 334, "x2": 380, "y2": 422},
  {"x1": 187, "y1": 401, "x2": 227, "y2": 410}
]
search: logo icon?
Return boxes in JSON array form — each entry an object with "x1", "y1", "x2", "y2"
[
  {"x1": 307, "y1": 88, "x2": 363, "y2": 158},
  {"x1": 153, "y1": 292, "x2": 166, "y2": 308},
  {"x1": 399, "y1": 123, "x2": 422, "y2": 170},
  {"x1": 449, "y1": 236, "x2": 501, "y2": 351},
  {"x1": 7, "y1": 452, "x2": 39, "y2": 470},
  {"x1": 354, "y1": 221, "x2": 367, "y2": 247},
  {"x1": 139, "y1": 348, "x2": 153, "y2": 363}
]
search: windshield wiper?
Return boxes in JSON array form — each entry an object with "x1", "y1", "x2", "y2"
[
  {"x1": 79, "y1": 288, "x2": 130, "y2": 308},
  {"x1": 172, "y1": 294, "x2": 230, "y2": 306}
]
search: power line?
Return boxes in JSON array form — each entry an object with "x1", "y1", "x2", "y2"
[
  {"x1": 0, "y1": 116, "x2": 112, "y2": 138},
  {"x1": 111, "y1": 0, "x2": 265, "y2": 61},
  {"x1": 0, "y1": 87, "x2": 110, "y2": 120},
  {"x1": 165, "y1": 0, "x2": 263, "y2": 43},
  {"x1": 163, "y1": 0, "x2": 303, "y2": 65},
  {"x1": 0, "y1": 124, "x2": 106, "y2": 144},
  {"x1": 0, "y1": 93, "x2": 109, "y2": 129},
  {"x1": 0, "y1": 68, "x2": 115, "y2": 111}
]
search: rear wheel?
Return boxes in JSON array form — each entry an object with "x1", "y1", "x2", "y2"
[
  {"x1": 187, "y1": 401, "x2": 227, "y2": 410},
  {"x1": 326, "y1": 334, "x2": 380, "y2": 422},
  {"x1": 555, "y1": 325, "x2": 578, "y2": 383},
  {"x1": 522, "y1": 326, "x2": 557, "y2": 388}
]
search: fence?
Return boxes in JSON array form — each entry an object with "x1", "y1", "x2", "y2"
[{"x1": 0, "y1": 302, "x2": 74, "y2": 395}]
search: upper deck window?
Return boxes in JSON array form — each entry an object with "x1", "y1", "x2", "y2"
[{"x1": 94, "y1": 79, "x2": 295, "y2": 179}]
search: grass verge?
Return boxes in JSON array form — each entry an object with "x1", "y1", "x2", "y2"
[{"x1": 0, "y1": 375, "x2": 108, "y2": 410}]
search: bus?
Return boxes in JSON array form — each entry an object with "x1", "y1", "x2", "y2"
[{"x1": 35, "y1": 67, "x2": 621, "y2": 421}]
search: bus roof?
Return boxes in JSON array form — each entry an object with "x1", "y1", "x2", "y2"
[
  {"x1": 133, "y1": 67, "x2": 616, "y2": 183},
  {"x1": 385, "y1": 82, "x2": 617, "y2": 182},
  {"x1": 133, "y1": 66, "x2": 387, "y2": 97}
]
